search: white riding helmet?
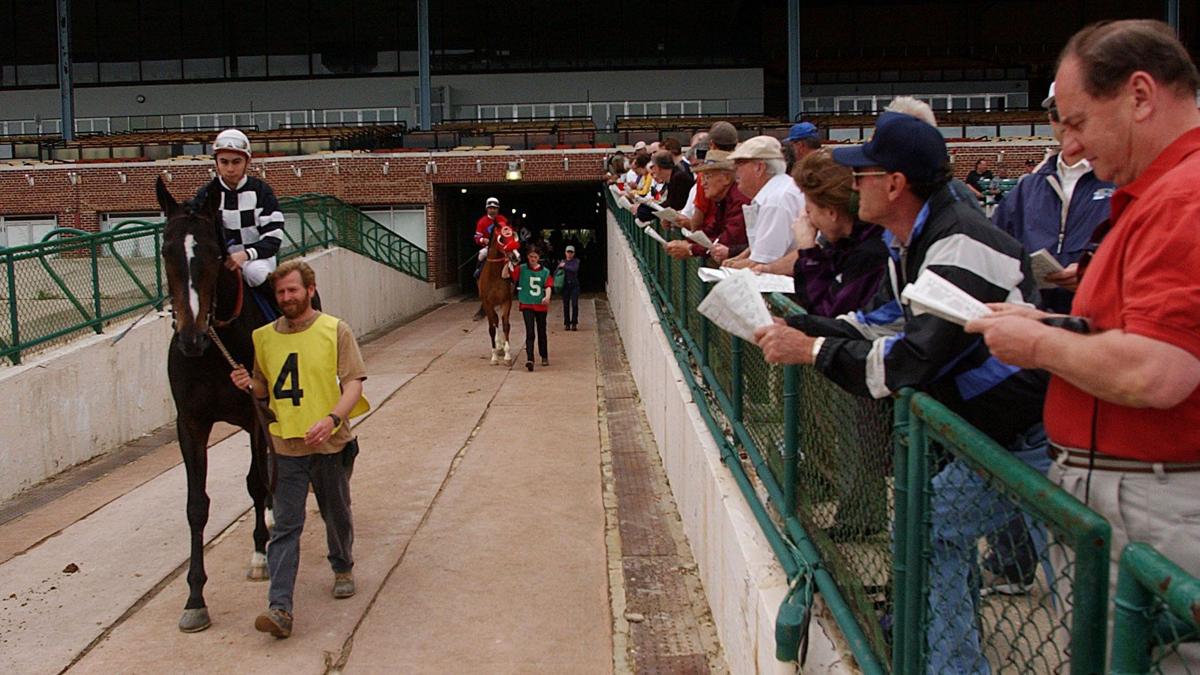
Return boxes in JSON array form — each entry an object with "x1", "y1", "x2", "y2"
[
  {"x1": 485, "y1": 197, "x2": 500, "y2": 208},
  {"x1": 213, "y1": 129, "x2": 252, "y2": 158}
]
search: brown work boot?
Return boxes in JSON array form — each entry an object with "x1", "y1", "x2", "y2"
[
  {"x1": 333, "y1": 571, "x2": 356, "y2": 599},
  {"x1": 254, "y1": 608, "x2": 293, "y2": 639}
]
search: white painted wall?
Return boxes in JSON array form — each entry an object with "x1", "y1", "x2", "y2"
[
  {"x1": 605, "y1": 214, "x2": 852, "y2": 675},
  {"x1": 0, "y1": 247, "x2": 455, "y2": 503}
]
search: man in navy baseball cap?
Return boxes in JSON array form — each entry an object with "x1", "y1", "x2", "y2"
[{"x1": 832, "y1": 112, "x2": 948, "y2": 185}]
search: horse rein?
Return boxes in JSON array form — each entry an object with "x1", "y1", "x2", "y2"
[
  {"x1": 205, "y1": 320, "x2": 279, "y2": 494},
  {"x1": 211, "y1": 266, "x2": 244, "y2": 328}
]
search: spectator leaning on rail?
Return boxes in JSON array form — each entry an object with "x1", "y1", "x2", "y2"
[
  {"x1": 721, "y1": 136, "x2": 805, "y2": 269},
  {"x1": 682, "y1": 121, "x2": 740, "y2": 232},
  {"x1": 663, "y1": 149, "x2": 750, "y2": 264},
  {"x1": 230, "y1": 259, "x2": 369, "y2": 639},
  {"x1": 190, "y1": 128, "x2": 285, "y2": 288},
  {"x1": 991, "y1": 81, "x2": 1114, "y2": 315},
  {"x1": 883, "y1": 96, "x2": 988, "y2": 215},
  {"x1": 784, "y1": 121, "x2": 822, "y2": 172},
  {"x1": 648, "y1": 149, "x2": 695, "y2": 214},
  {"x1": 966, "y1": 20, "x2": 1200, "y2": 672},
  {"x1": 753, "y1": 113, "x2": 1049, "y2": 675},
  {"x1": 751, "y1": 148, "x2": 888, "y2": 319}
]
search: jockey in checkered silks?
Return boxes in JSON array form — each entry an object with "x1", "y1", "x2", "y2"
[{"x1": 189, "y1": 128, "x2": 286, "y2": 288}]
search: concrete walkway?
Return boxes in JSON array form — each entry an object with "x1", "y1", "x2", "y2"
[{"x1": 0, "y1": 298, "x2": 722, "y2": 674}]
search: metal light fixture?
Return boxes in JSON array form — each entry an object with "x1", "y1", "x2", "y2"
[
  {"x1": 331, "y1": 160, "x2": 340, "y2": 175},
  {"x1": 118, "y1": 171, "x2": 128, "y2": 184},
  {"x1": 68, "y1": 172, "x2": 80, "y2": 185},
  {"x1": 475, "y1": 158, "x2": 483, "y2": 173},
  {"x1": 291, "y1": 165, "x2": 302, "y2": 177},
  {"x1": 383, "y1": 161, "x2": 390, "y2": 175},
  {"x1": 562, "y1": 156, "x2": 570, "y2": 171},
  {"x1": 424, "y1": 159, "x2": 437, "y2": 175},
  {"x1": 505, "y1": 160, "x2": 523, "y2": 181},
  {"x1": 161, "y1": 170, "x2": 173, "y2": 183},
  {"x1": 24, "y1": 173, "x2": 34, "y2": 186}
]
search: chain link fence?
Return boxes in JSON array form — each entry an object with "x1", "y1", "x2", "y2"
[
  {"x1": 607, "y1": 191, "x2": 1200, "y2": 674},
  {"x1": 1, "y1": 195, "x2": 427, "y2": 365}
]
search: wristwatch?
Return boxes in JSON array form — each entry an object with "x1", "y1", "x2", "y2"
[{"x1": 328, "y1": 413, "x2": 342, "y2": 427}]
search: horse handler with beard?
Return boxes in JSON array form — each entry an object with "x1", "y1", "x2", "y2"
[{"x1": 230, "y1": 259, "x2": 370, "y2": 639}]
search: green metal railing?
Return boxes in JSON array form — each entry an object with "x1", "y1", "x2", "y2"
[
  {"x1": 1, "y1": 195, "x2": 427, "y2": 365},
  {"x1": 606, "y1": 192, "x2": 1182, "y2": 674},
  {"x1": 1111, "y1": 544, "x2": 1200, "y2": 674}
]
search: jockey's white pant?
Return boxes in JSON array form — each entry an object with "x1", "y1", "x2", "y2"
[
  {"x1": 477, "y1": 247, "x2": 488, "y2": 262},
  {"x1": 242, "y1": 257, "x2": 276, "y2": 287}
]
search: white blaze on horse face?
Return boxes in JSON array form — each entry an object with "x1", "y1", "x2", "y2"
[{"x1": 183, "y1": 234, "x2": 201, "y2": 320}]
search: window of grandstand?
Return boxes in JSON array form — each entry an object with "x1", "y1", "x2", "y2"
[
  {"x1": 0, "y1": 215, "x2": 57, "y2": 248},
  {"x1": 99, "y1": 212, "x2": 162, "y2": 258},
  {"x1": 361, "y1": 207, "x2": 427, "y2": 251}
]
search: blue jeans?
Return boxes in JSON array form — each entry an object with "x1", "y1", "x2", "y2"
[{"x1": 926, "y1": 424, "x2": 1049, "y2": 674}]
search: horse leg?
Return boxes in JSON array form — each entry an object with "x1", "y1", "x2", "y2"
[
  {"x1": 246, "y1": 422, "x2": 271, "y2": 581},
  {"x1": 501, "y1": 302, "x2": 514, "y2": 365},
  {"x1": 178, "y1": 416, "x2": 214, "y2": 633},
  {"x1": 487, "y1": 310, "x2": 501, "y2": 364}
]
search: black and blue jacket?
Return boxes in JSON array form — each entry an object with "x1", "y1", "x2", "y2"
[{"x1": 787, "y1": 182, "x2": 1048, "y2": 447}]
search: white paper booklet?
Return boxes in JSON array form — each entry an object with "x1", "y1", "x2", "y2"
[
  {"x1": 642, "y1": 224, "x2": 668, "y2": 245},
  {"x1": 616, "y1": 195, "x2": 633, "y2": 210},
  {"x1": 697, "y1": 267, "x2": 796, "y2": 293},
  {"x1": 681, "y1": 228, "x2": 715, "y2": 250},
  {"x1": 607, "y1": 184, "x2": 622, "y2": 198},
  {"x1": 697, "y1": 269, "x2": 775, "y2": 342},
  {"x1": 900, "y1": 270, "x2": 992, "y2": 326},
  {"x1": 654, "y1": 207, "x2": 686, "y2": 224},
  {"x1": 1029, "y1": 249, "x2": 1065, "y2": 290}
]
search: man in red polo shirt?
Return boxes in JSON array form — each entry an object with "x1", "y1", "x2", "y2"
[{"x1": 967, "y1": 20, "x2": 1200, "y2": 669}]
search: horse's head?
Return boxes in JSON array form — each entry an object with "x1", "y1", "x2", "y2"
[
  {"x1": 158, "y1": 177, "x2": 224, "y2": 357},
  {"x1": 490, "y1": 223, "x2": 521, "y2": 264}
]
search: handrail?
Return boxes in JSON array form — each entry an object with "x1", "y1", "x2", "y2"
[{"x1": 1, "y1": 195, "x2": 427, "y2": 365}]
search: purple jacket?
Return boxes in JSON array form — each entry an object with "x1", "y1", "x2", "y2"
[{"x1": 792, "y1": 221, "x2": 888, "y2": 317}]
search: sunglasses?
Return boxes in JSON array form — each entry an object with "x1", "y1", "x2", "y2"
[
  {"x1": 1048, "y1": 106, "x2": 1061, "y2": 123},
  {"x1": 851, "y1": 170, "x2": 889, "y2": 186}
]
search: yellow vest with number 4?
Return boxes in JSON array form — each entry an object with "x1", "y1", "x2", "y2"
[{"x1": 252, "y1": 313, "x2": 369, "y2": 439}]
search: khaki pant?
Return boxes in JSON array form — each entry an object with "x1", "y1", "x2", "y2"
[{"x1": 1049, "y1": 461, "x2": 1200, "y2": 673}]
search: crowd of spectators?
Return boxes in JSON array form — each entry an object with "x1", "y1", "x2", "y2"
[{"x1": 605, "y1": 17, "x2": 1199, "y2": 674}]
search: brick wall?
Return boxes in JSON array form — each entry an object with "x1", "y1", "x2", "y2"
[
  {"x1": 0, "y1": 150, "x2": 611, "y2": 287},
  {"x1": 1, "y1": 142, "x2": 1058, "y2": 286}
]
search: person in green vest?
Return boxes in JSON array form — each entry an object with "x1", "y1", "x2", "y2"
[
  {"x1": 230, "y1": 259, "x2": 369, "y2": 639},
  {"x1": 509, "y1": 245, "x2": 553, "y2": 371}
]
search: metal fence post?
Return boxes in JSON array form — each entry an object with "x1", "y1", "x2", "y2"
[
  {"x1": 700, "y1": 283, "x2": 711, "y2": 368},
  {"x1": 1111, "y1": 547, "x2": 1155, "y2": 675},
  {"x1": 891, "y1": 390, "x2": 913, "y2": 673},
  {"x1": 731, "y1": 336, "x2": 744, "y2": 423},
  {"x1": 903, "y1": 396, "x2": 930, "y2": 675},
  {"x1": 677, "y1": 256, "x2": 687, "y2": 325},
  {"x1": 90, "y1": 238, "x2": 102, "y2": 333},
  {"x1": 153, "y1": 229, "x2": 164, "y2": 310},
  {"x1": 782, "y1": 364, "x2": 799, "y2": 516},
  {"x1": 6, "y1": 252, "x2": 19, "y2": 365}
]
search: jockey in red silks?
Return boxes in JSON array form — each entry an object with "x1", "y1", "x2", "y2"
[{"x1": 474, "y1": 196, "x2": 511, "y2": 268}]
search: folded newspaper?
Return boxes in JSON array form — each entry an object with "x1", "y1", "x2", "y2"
[
  {"x1": 900, "y1": 270, "x2": 992, "y2": 326},
  {"x1": 697, "y1": 267, "x2": 795, "y2": 293},
  {"x1": 681, "y1": 228, "x2": 715, "y2": 250},
  {"x1": 616, "y1": 195, "x2": 633, "y2": 210},
  {"x1": 653, "y1": 207, "x2": 687, "y2": 225},
  {"x1": 1029, "y1": 249, "x2": 1065, "y2": 290},
  {"x1": 697, "y1": 269, "x2": 775, "y2": 342}
]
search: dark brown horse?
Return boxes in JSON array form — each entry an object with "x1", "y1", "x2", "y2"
[
  {"x1": 479, "y1": 222, "x2": 520, "y2": 365},
  {"x1": 156, "y1": 177, "x2": 273, "y2": 633}
]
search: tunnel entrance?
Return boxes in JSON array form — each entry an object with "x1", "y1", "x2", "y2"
[{"x1": 437, "y1": 182, "x2": 609, "y2": 294}]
